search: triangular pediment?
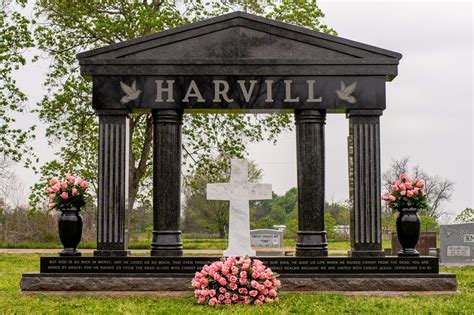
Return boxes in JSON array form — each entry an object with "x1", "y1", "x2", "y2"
[{"x1": 78, "y1": 11, "x2": 401, "y2": 79}]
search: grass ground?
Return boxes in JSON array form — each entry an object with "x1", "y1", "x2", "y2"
[
  {"x1": 0, "y1": 254, "x2": 473, "y2": 314},
  {"x1": 0, "y1": 239, "x2": 392, "y2": 251}
]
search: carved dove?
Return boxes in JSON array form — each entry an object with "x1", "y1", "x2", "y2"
[
  {"x1": 335, "y1": 81, "x2": 357, "y2": 104},
  {"x1": 120, "y1": 80, "x2": 141, "y2": 104}
]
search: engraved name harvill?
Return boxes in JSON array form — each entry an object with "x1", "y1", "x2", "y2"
[{"x1": 95, "y1": 76, "x2": 379, "y2": 110}]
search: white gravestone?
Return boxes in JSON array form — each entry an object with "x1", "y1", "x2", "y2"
[{"x1": 207, "y1": 159, "x2": 272, "y2": 257}]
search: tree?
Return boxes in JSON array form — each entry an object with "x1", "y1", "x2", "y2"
[
  {"x1": 182, "y1": 157, "x2": 263, "y2": 238},
  {"x1": 455, "y1": 208, "x2": 474, "y2": 223},
  {"x1": 23, "y1": 0, "x2": 335, "y2": 214},
  {"x1": 382, "y1": 157, "x2": 454, "y2": 219},
  {"x1": 0, "y1": 1, "x2": 36, "y2": 165}
]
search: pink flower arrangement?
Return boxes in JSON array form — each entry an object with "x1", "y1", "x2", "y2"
[
  {"x1": 47, "y1": 175, "x2": 89, "y2": 210},
  {"x1": 382, "y1": 173, "x2": 428, "y2": 211},
  {"x1": 192, "y1": 256, "x2": 281, "y2": 306}
]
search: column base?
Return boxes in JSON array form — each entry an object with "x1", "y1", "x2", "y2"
[
  {"x1": 296, "y1": 231, "x2": 328, "y2": 257},
  {"x1": 151, "y1": 230, "x2": 183, "y2": 257},
  {"x1": 94, "y1": 250, "x2": 130, "y2": 257},
  {"x1": 350, "y1": 250, "x2": 385, "y2": 257}
]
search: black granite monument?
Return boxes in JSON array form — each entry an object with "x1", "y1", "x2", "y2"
[{"x1": 21, "y1": 12, "x2": 456, "y2": 292}]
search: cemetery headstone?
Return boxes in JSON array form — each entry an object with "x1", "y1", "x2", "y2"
[
  {"x1": 391, "y1": 232, "x2": 437, "y2": 256},
  {"x1": 440, "y1": 223, "x2": 474, "y2": 264},
  {"x1": 207, "y1": 159, "x2": 272, "y2": 257},
  {"x1": 251, "y1": 229, "x2": 284, "y2": 256}
]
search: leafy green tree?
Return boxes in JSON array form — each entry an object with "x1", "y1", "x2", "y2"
[
  {"x1": 0, "y1": 1, "x2": 36, "y2": 165},
  {"x1": 419, "y1": 215, "x2": 439, "y2": 233},
  {"x1": 183, "y1": 157, "x2": 262, "y2": 238},
  {"x1": 22, "y1": 0, "x2": 335, "y2": 213},
  {"x1": 325, "y1": 201, "x2": 350, "y2": 225},
  {"x1": 455, "y1": 208, "x2": 474, "y2": 223}
]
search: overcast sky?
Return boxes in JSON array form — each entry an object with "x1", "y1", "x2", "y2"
[{"x1": 10, "y1": 0, "x2": 473, "y2": 222}]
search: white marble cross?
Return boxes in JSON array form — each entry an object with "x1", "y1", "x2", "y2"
[{"x1": 207, "y1": 159, "x2": 272, "y2": 257}]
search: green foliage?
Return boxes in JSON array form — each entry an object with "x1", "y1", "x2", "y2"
[
  {"x1": 1, "y1": 254, "x2": 473, "y2": 313},
  {"x1": 325, "y1": 212, "x2": 337, "y2": 240},
  {"x1": 25, "y1": 0, "x2": 335, "y2": 212},
  {"x1": 325, "y1": 201, "x2": 350, "y2": 225},
  {"x1": 0, "y1": 1, "x2": 36, "y2": 165},
  {"x1": 455, "y1": 208, "x2": 474, "y2": 223}
]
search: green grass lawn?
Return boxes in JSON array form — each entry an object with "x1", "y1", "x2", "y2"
[{"x1": 0, "y1": 254, "x2": 473, "y2": 314}]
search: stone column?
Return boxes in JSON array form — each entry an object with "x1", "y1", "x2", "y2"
[
  {"x1": 347, "y1": 110, "x2": 384, "y2": 257},
  {"x1": 94, "y1": 110, "x2": 130, "y2": 257},
  {"x1": 295, "y1": 109, "x2": 328, "y2": 257},
  {"x1": 151, "y1": 109, "x2": 183, "y2": 256}
]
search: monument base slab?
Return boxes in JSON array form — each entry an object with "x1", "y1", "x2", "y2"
[{"x1": 20, "y1": 273, "x2": 457, "y2": 292}]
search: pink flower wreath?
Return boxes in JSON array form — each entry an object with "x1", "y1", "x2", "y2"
[{"x1": 192, "y1": 256, "x2": 281, "y2": 306}]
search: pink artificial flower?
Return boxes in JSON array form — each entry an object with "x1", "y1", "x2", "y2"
[
  {"x1": 240, "y1": 271, "x2": 247, "y2": 279},
  {"x1": 52, "y1": 185, "x2": 60, "y2": 193},
  {"x1": 265, "y1": 298, "x2": 274, "y2": 303},
  {"x1": 258, "y1": 284, "x2": 265, "y2": 291},
  {"x1": 231, "y1": 294, "x2": 238, "y2": 302},
  {"x1": 273, "y1": 279, "x2": 281, "y2": 287},
  {"x1": 201, "y1": 289, "x2": 209, "y2": 296},
  {"x1": 392, "y1": 185, "x2": 399, "y2": 192},
  {"x1": 389, "y1": 195, "x2": 396, "y2": 201},
  {"x1": 416, "y1": 180, "x2": 424, "y2": 188},
  {"x1": 251, "y1": 280, "x2": 258, "y2": 288},
  {"x1": 229, "y1": 275, "x2": 237, "y2": 283},
  {"x1": 251, "y1": 271, "x2": 260, "y2": 279},
  {"x1": 229, "y1": 283, "x2": 237, "y2": 290},
  {"x1": 404, "y1": 182, "x2": 412, "y2": 189},
  {"x1": 209, "y1": 289, "x2": 216, "y2": 297},
  {"x1": 261, "y1": 288, "x2": 269, "y2": 295},
  {"x1": 231, "y1": 266, "x2": 239, "y2": 275},
  {"x1": 60, "y1": 192, "x2": 69, "y2": 199},
  {"x1": 50, "y1": 177, "x2": 59, "y2": 185},
  {"x1": 399, "y1": 184, "x2": 406, "y2": 191},
  {"x1": 194, "y1": 272, "x2": 202, "y2": 279},
  {"x1": 400, "y1": 190, "x2": 406, "y2": 196},
  {"x1": 208, "y1": 297, "x2": 218, "y2": 306},
  {"x1": 218, "y1": 278, "x2": 227, "y2": 286},
  {"x1": 213, "y1": 273, "x2": 221, "y2": 281},
  {"x1": 60, "y1": 182, "x2": 68, "y2": 189},
  {"x1": 218, "y1": 294, "x2": 225, "y2": 301},
  {"x1": 407, "y1": 190, "x2": 414, "y2": 197},
  {"x1": 258, "y1": 295, "x2": 265, "y2": 301},
  {"x1": 413, "y1": 178, "x2": 418, "y2": 184},
  {"x1": 264, "y1": 280, "x2": 272, "y2": 288},
  {"x1": 400, "y1": 173, "x2": 410, "y2": 182},
  {"x1": 241, "y1": 263, "x2": 250, "y2": 271},
  {"x1": 249, "y1": 290, "x2": 258, "y2": 297},
  {"x1": 244, "y1": 297, "x2": 251, "y2": 305},
  {"x1": 224, "y1": 292, "x2": 230, "y2": 299},
  {"x1": 219, "y1": 287, "x2": 226, "y2": 294},
  {"x1": 413, "y1": 187, "x2": 420, "y2": 194},
  {"x1": 222, "y1": 266, "x2": 229, "y2": 275},
  {"x1": 254, "y1": 299, "x2": 263, "y2": 305},
  {"x1": 225, "y1": 299, "x2": 232, "y2": 305},
  {"x1": 239, "y1": 278, "x2": 247, "y2": 286},
  {"x1": 382, "y1": 195, "x2": 390, "y2": 201},
  {"x1": 48, "y1": 202, "x2": 56, "y2": 208},
  {"x1": 47, "y1": 187, "x2": 54, "y2": 193},
  {"x1": 200, "y1": 278, "x2": 208, "y2": 287},
  {"x1": 194, "y1": 289, "x2": 201, "y2": 297},
  {"x1": 238, "y1": 288, "x2": 248, "y2": 295},
  {"x1": 269, "y1": 289, "x2": 277, "y2": 297},
  {"x1": 72, "y1": 188, "x2": 79, "y2": 196},
  {"x1": 80, "y1": 181, "x2": 88, "y2": 189},
  {"x1": 49, "y1": 193, "x2": 55, "y2": 200},
  {"x1": 197, "y1": 296, "x2": 206, "y2": 304},
  {"x1": 67, "y1": 176, "x2": 75, "y2": 184},
  {"x1": 393, "y1": 180, "x2": 401, "y2": 186}
]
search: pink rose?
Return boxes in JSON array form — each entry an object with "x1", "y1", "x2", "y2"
[
  {"x1": 265, "y1": 298, "x2": 274, "y2": 303},
  {"x1": 389, "y1": 195, "x2": 396, "y2": 201},
  {"x1": 213, "y1": 273, "x2": 221, "y2": 281},
  {"x1": 241, "y1": 263, "x2": 250, "y2": 271},
  {"x1": 48, "y1": 202, "x2": 56, "y2": 208},
  {"x1": 251, "y1": 280, "x2": 258, "y2": 288},
  {"x1": 238, "y1": 288, "x2": 248, "y2": 295},
  {"x1": 50, "y1": 177, "x2": 59, "y2": 185},
  {"x1": 251, "y1": 271, "x2": 260, "y2": 279},
  {"x1": 400, "y1": 190, "x2": 406, "y2": 196},
  {"x1": 231, "y1": 266, "x2": 239, "y2": 275},
  {"x1": 249, "y1": 290, "x2": 258, "y2": 297},
  {"x1": 261, "y1": 288, "x2": 269, "y2": 295},
  {"x1": 60, "y1": 192, "x2": 69, "y2": 199},
  {"x1": 194, "y1": 289, "x2": 201, "y2": 297},
  {"x1": 273, "y1": 279, "x2": 281, "y2": 287},
  {"x1": 218, "y1": 278, "x2": 227, "y2": 286},
  {"x1": 209, "y1": 289, "x2": 216, "y2": 297},
  {"x1": 269, "y1": 289, "x2": 277, "y2": 297},
  {"x1": 240, "y1": 271, "x2": 247, "y2": 279},
  {"x1": 404, "y1": 182, "x2": 412, "y2": 189},
  {"x1": 222, "y1": 266, "x2": 229, "y2": 275},
  {"x1": 264, "y1": 280, "x2": 272, "y2": 287},
  {"x1": 258, "y1": 284, "x2": 265, "y2": 291},
  {"x1": 225, "y1": 299, "x2": 232, "y2": 304},
  {"x1": 399, "y1": 184, "x2": 406, "y2": 191},
  {"x1": 218, "y1": 294, "x2": 225, "y2": 301},
  {"x1": 197, "y1": 296, "x2": 206, "y2": 304},
  {"x1": 231, "y1": 294, "x2": 238, "y2": 302},
  {"x1": 416, "y1": 180, "x2": 424, "y2": 188},
  {"x1": 219, "y1": 287, "x2": 226, "y2": 294},
  {"x1": 67, "y1": 176, "x2": 75, "y2": 184},
  {"x1": 239, "y1": 278, "x2": 247, "y2": 286},
  {"x1": 414, "y1": 187, "x2": 420, "y2": 194},
  {"x1": 60, "y1": 182, "x2": 68, "y2": 189},
  {"x1": 229, "y1": 275, "x2": 237, "y2": 283},
  {"x1": 382, "y1": 195, "x2": 390, "y2": 201},
  {"x1": 208, "y1": 297, "x2": 218, "y2": 306},
  {"x1": 254, "y1": 299, "x2": 263, "y2": 305},
  {"x1": 393, "y1": 180, "x2": 401, "y2": 185},
  {"x1": 201, "y1": 289, "x2": 209, "y2": 296},
  {"x1": 400, "y1": 173, "x2": 410, "y2": 182},
  {"x1": 52, "y1": 185, "x2": 60, "y2": 193},
  {"x1": 407, "y1": 190, "x2": 414, "y2": 197},
  {"x1": 229, "y1": 283, "x2": 237, "y2": 290},
  {"x1": 80, "y1": 181, "x2": 88, "y2": 189},
  {"x1": 413, "y1": 178, "x2": 418, "y2": 184},
  {"x1": 200, "y1": 278, "x2": 208, "y2": 287},
  {"x1": 72, "y1": 188, "x2": 78, "y2": 196},
  {"x1": 49, "y1": 193, "x2": 55, "y2": 200},
  {"x1": 224, "y1": 292, "x2": 230, "y2": 299},
  {"x1": 47, "y1": 187, "x2": 54, "y2": 193},
  {"x1": 258, "y1": 294, "x2": 265, "y2": 301}
]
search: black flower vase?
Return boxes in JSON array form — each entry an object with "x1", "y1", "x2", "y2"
[
  {"x1": 396, "y1": 208, "x2": 421, "y2": 257},
  {"x1": 58, "y1": 206, "x2": 83, "y2": 256}
]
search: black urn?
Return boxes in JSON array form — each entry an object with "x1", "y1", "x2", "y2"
[
  {"x1": 396, "y1": 208, "x2": 421, "y2": 257},
  {"x1": 58, "y1": 206, "x2": 83, "y2": 256}
]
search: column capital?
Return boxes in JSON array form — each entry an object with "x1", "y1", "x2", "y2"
[
  {"x1": 346, "y1": 109, "x2": 384, "y2": 118},
  {"x1": 95, "y1": 109, "x2": 130, "y2": 117},
  {"x1": 151, "y1": 109, "x2": 183, "y2": 124},
  {"x1": 295, "y1": 109, "x2": 326, "y2": 125}
]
